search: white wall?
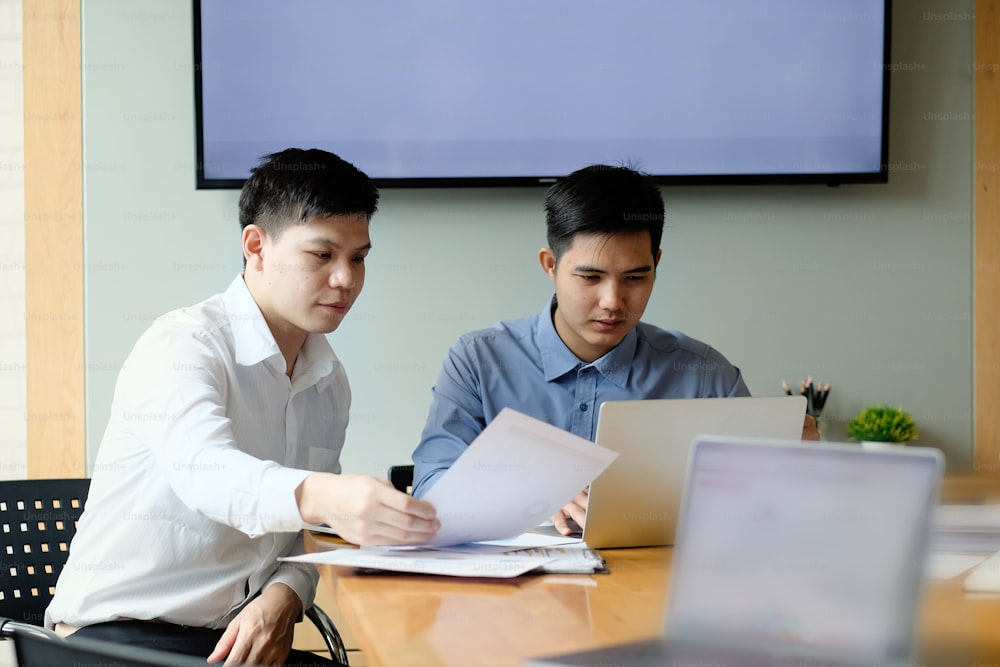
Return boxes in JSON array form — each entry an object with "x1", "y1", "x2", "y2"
[
  {"x1": 0, "y1": 0, "x2": 25, "y2": 481},
  {"x1": 81, "y1": 1, "x2": 976, "y2": 476}
]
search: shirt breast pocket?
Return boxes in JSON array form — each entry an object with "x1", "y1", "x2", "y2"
[{"x1": 307, "y1": 446, "x2": 340, "y2": 473}]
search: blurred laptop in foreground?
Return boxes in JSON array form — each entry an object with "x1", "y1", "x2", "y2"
[{"x1": 526, "y1": 435, "x2": 944, "y2": 667}]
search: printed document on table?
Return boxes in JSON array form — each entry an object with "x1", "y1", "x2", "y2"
[
  {"x1": 432, "y1": 532, "x2": 584, "y2": 554},
  {"x1": 420, "y1": 407, "x2": 619, "y2": 547},
  {"x1": 283, "y1": 547, "x2": 556, "y2": 578},
  {"x1": 282, "y1": 541, "x2": 606, "y2": 576}
]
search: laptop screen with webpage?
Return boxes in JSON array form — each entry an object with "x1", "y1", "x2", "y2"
[{"x1": 668, "y1": 436, "x2": 943, "y2": 662}]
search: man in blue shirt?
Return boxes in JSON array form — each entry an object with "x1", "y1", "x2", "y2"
[{"x1": 412, "y1": 165, "x2": 815, "y2": 534}]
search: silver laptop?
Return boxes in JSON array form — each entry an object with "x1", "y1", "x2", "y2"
[
  {"x1": 583, "y1": 396, "x2": 806, "y2": 548},
  {"x1": 526, "y1": 435, "x2": 944, "y2": 667}
]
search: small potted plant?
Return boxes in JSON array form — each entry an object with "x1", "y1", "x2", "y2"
[{"x1": 847, "y1": 405, "x2": 918, "y2": 447}]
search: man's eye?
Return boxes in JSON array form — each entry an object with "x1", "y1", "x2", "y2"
[
  {"x1": 577, "y1": 275, "x2": 599, "y2": 281},
  {"x1": 352, "y1": 255, "x2": 367, "y2": 264},
  {"x1": 626, "y1": 275, "x2": 648, "y2": 282},
  {"x1": 312, "y1": 252, "x2": 331, "y2": 260}
]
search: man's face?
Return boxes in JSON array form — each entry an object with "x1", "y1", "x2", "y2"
[
  {"x1": 540, "y1": 231, "x2": 660, "y2": 363},
  {"x1": 251, "y1": 213, "x2": 371, "y2": 342}
]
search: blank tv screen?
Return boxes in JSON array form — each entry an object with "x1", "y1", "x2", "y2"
[{"x1": 194, "y1": 0, "x2": 890, "y2": 188}]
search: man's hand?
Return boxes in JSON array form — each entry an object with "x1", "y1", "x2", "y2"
[
  {"x1": 550, "y1": 488, "x2": 588, "y2": 536},
  {"x1": 802, "y1": 414, "x2": 821, "y2": 441},
  {"x1": 207, "y1": 583, "x2": 300, "y2": 666},
  {"x1": 296, "y1": 473, "x2": 439, "y2": 545}
]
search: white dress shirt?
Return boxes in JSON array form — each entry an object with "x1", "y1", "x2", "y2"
[{"x1": 46, "y1": 275, "x2": 349, "y2": 630}]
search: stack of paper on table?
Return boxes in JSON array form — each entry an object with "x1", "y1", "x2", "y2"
[
  {"x1": 926, "y1": 504, "x2": 1000, "y2": 583},
  {"x1": 289, "y1": 532, "x2": 608, "y2": 577},
  {"x1": 931, "y1": 504, "x2": 1000, "y2": 553},
  {"x1": 963, "y1": 548, "x2": 1000, "y2": 592},
  {"x1": 285, "y1": 408, "x2": 618, "y2": 578}
]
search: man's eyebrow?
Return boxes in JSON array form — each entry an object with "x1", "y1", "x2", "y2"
[
  {"x1": 574, "y1": 264, "x2": 653, "y2": 274},
  {"x1": 305, "y1": 237, "x2": 372, "y2": 252}
]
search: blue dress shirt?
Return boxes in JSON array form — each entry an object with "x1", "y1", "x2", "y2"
[{"x1": 411, "y1": 299, "x2": 750, "y2": 498}]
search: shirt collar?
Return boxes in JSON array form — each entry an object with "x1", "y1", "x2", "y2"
[
  {"x1": 294, "y1": 329, "x2": 338, "y2": 391},
  {"x1": 535, "y1": 296, "x2": 635, "y2": 388},
  {"x1": 222, "y1": 275, "x2": 337, "y2": 386},
  {"x1": 595, "y1": 325, "x2": 636, "y2": 388}
]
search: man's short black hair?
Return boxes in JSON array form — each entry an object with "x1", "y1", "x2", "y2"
[
  {"x1": 544, "y1": 164, "x2": 664, "y2": 262},
  {"x1": 238, "y1": 148, "x2": 379, "y2": 239}
]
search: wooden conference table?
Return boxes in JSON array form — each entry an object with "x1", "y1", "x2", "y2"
[{"x1": 306, "y1": 475, "x2": 1000, "y2": 667}]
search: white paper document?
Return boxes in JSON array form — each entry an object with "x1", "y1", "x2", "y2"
[
  {"x1": 963, "y1": 549, "x2": 1000, "y2": 592},
  {"x1": 283, "y1": 536, "x2": 608, "y2": 576},
  {"x1": 282, "y1": 547, "x2": 557, "y2": 578},
  {"x1": 924, "y1": 552, "x2": 987, "y2": 580},
  {"x1": 432, "y1": 532, "x2": 583, "y2": 555},
  {"x1": 419, "y1": 408, "x2": 619, "y2": 547}
]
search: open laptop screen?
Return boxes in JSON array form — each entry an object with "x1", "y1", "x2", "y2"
[
  {"x1": 587, "y1": 396, "x2": 807, "y2": 548},
  {"x1": 669, "y1": 437, "x2": 942, "y2": 662}
]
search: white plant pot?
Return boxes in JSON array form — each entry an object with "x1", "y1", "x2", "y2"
[{"x1": 860, "y1": 440, "x2": 905, "y2": 450}]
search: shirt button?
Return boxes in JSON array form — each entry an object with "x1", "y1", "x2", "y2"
[{"x1": 580, "y1": 403, "x2": 588, "y2": 412}]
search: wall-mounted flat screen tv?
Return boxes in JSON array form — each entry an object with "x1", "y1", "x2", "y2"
[{"x1": 194, "y1": 0, "x2": 890, "y2": 188}]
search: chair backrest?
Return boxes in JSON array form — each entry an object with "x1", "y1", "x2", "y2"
[
  {"x1": 388, "y1": 465, "x2": 414, "y2": 494},
  {"x1": 0, "y1": 478, "x2": 90, "y2": 625},
  {"x1": 11, "y1": 623, "x2": 254, "y2": 667}
]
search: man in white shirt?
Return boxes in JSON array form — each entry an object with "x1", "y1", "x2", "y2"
[{"x1": 45, "y1": 148, "x2": 439, "y2": 667}]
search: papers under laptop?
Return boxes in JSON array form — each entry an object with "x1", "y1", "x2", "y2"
[
  {"x1": 584, "y1": 395, "x2": 807, "y2": 548},
  {"x1": 526, "y1": 435, "x2": 944, "y2": 667}
]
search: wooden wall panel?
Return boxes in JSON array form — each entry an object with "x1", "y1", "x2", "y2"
[
  {"x1": 22, "y1": 0, "x2": 85, "y2": 478},
  {"x1": 976, "y1": 0, "x2": 1000, "y2": 470}
]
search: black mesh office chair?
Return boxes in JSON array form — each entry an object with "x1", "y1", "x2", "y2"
[
  {"x1": 0, "y1": 479, "x2": 88, "y2": 627},
  {"x1": 3, "y1": 615, "x2": 282, "y2": 666},
  {"x1": 0, "y1": 478, "x2": 349, "y2": 666},
  {"x1": 2, "y1": 616, "x2": 238, "y2": 667}
]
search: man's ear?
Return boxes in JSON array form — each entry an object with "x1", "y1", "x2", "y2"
[
  {"x1": 538, "y1": 247, "x2": 557, "y2": 279},
  {"x1": 654, "y1": 248, "x2": 662, "y2": 270},
  {"x1": 242, "y1": 225, "x2": 266, "y2": 270}
]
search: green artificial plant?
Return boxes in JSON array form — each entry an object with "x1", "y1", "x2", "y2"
[{"x1": 847, "y1": 405, "x2": 918, "y2": 443}]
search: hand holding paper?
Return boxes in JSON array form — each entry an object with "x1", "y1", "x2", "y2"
[
  {"x1": 419, "y1": 408, "x2": 618, "y2": 547},
  {"x1": 285, "y1": 409, "x2": 618, "y2": 577}
]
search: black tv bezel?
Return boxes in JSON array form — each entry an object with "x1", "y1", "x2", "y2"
[{"x1": 192, "y1": 0, "x2": 891, "y2": 190}]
